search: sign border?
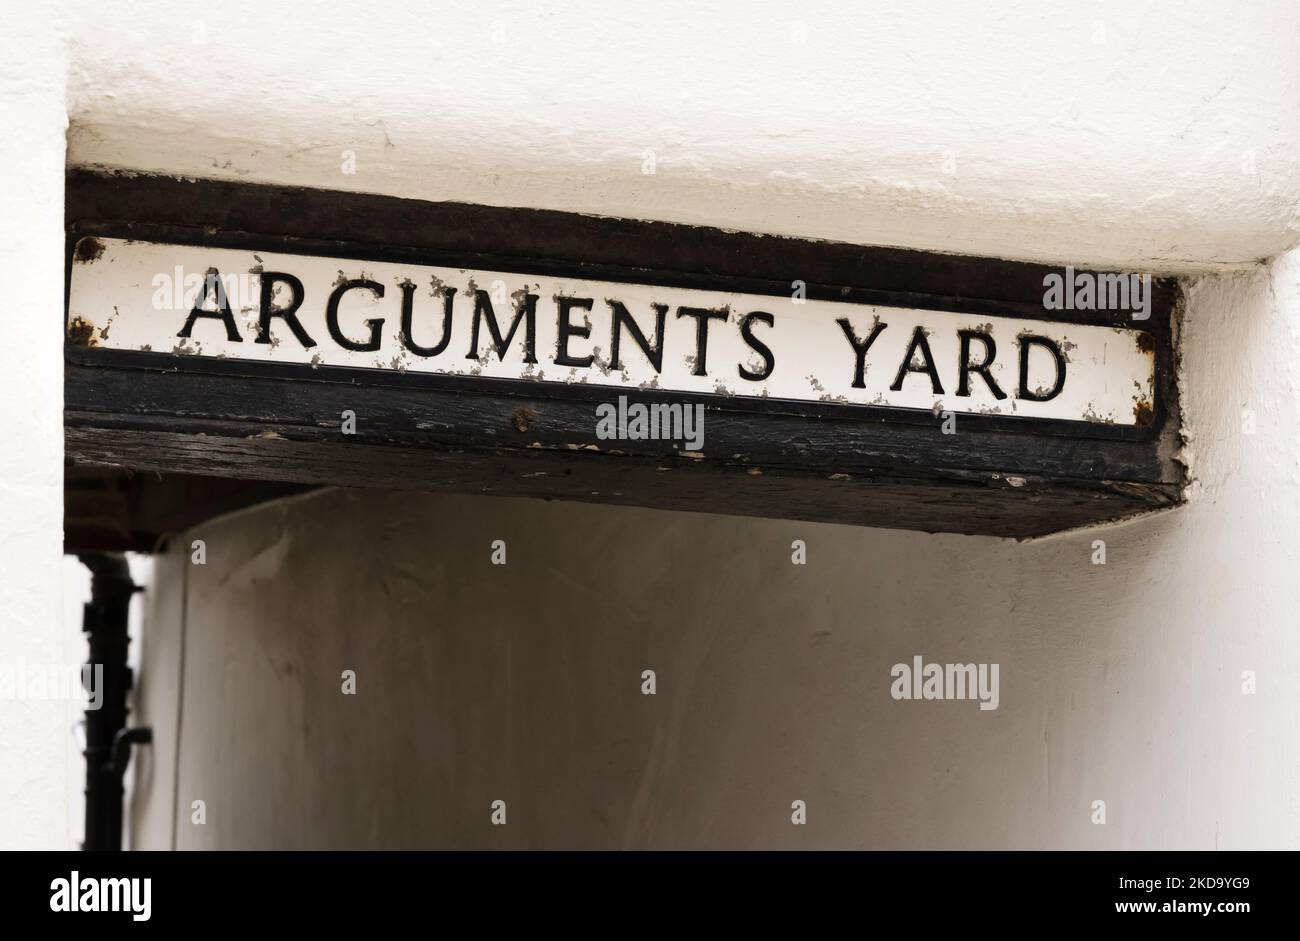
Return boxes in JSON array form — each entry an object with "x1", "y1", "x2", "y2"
[{"x1": 64, "y1": 222, "x2": 1169, "y2": 443}]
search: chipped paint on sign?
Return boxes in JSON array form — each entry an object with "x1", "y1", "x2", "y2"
[{"x1": 67, "y1": 238, "x2": 1157, "y2": 426}]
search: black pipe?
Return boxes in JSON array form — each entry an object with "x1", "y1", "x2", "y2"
[{"x1": 78, "y1": 552, "x2": 147, "y2": 851}]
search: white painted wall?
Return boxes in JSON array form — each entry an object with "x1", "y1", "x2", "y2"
[
  {"x1": 63, "y1": 0, "x2": 1300, "y2": 272},
  {"x1": 3, "y1": 0, "x2": 1300, "y2": 848},
  {"x1": 0, "y1": 4, "x2": 70, "y2": 850},
  {"x1": 132, "y1": 248, "x2": 1300, "y2": 849}
]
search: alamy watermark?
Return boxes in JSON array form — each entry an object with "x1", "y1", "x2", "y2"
[
  {"x1": 0, "y1": 659, "x2": 103, "y2": 710},
  {"x1": 50, "y1": 871, "x2": 151, "y2": 921},
  {"x1": 595, "y1": 395, "x2": 704, "y2": 451},
  {"x1": 151, "y1": 266, "x2": 258, "y2": 312},
  {"x1": 1043, "y1": 265, "x2": 1150, "y2": 321},
  {"x1": 890, "y1": 656, "x2": 999, "y2": 711}
]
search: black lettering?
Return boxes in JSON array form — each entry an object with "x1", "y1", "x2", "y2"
[
  {"x1": 609, "y1": 300, "x2": 667, "y2": 373},
  {"x1": 256, "y1": 272, "x2": 315, "y2": 348},
  {"x1": 178, "y1": 270, "x2": 241, "y2": 342},
  {"x1": 555, "y1": 296, "x2": 595, "y2": 368},
  {"x1": 956, "y1": 330, "x2": 1006, "y2": 399},
  {"x1": 890, "y1": 326, "x2": 943, "y2": 394},
  {"x1": 837, "y1": 318, "x2": 887, "y2": 388},
  {"x1": 467, "y1": 290, "x2": 537, "y2": 364},
  {"x1": 738, "y1": 311, "x2": 775, "y2": 382},
  {"x1": 400, "y1": 283, "x2": 455, "y2": 357},
  {"x1": 325, "y1": 278, "x2": 385, "y2": 352},
  {"x1": 1017, "y1": 335, "x2": 1066, "y2": 401},
  {"x1": 676, "y1": 306, "x2": 728, "y2": 376}
]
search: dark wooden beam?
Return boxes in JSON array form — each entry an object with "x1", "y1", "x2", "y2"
[{"x1": 64, "y1": 464, "x2": 311, "y2": 553}]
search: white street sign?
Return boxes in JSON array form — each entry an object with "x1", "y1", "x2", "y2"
[{"x1": 68, "y1": 238, "x2": 1156, "y2": 426}]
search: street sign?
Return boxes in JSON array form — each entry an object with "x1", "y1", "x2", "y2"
[
  {"x1": 69, "y1": 238, "x2": 1155, "y2": 428},
  {"x1": 61, "y1": 173, "x2": 1182, "y2": 538}
]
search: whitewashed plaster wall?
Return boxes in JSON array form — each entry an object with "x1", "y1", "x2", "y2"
[
  {"x1": 64, "y1": 0, "x2": 1300, "y2": 271},
  {"x1": 0, "y1": 5, "x2": 70, "y2": 849}
]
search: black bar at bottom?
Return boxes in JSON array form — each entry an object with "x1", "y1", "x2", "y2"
[{"x1": 0, "y1": 851, "x2": 1284, "y2": 927}]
